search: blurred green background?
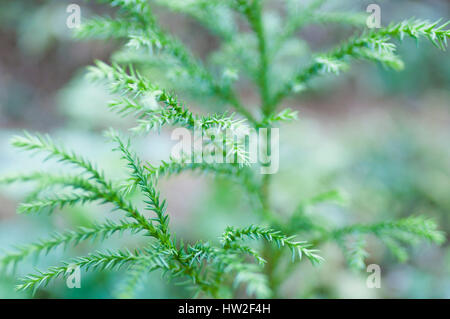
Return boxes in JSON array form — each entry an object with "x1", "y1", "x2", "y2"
[{"x1": 0, "y1": 0, "x2": 449, "y2": 298}]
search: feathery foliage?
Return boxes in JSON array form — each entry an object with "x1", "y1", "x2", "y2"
[{"x1": 0, "y1": 0, "x2": 448, "y2": 298}]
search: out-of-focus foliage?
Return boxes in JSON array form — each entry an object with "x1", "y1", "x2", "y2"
[{"x1": 0, "y1": 0, "x2": 449, "y2": 298}]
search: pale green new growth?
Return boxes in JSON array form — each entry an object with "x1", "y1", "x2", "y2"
[
  {"x1": 221, "y1": 225, "x2": 324, "y2": 264},
  {"x1": 0, "y1": 0, "x2": 448, "y2": 298}
]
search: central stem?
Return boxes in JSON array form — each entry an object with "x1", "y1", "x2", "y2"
[
  {"x1": 246, "y1": 1, "x2": 282, "y2": 297},
  {"x1": 251, "y1": 2, "x2": 272, "y2": 118}
]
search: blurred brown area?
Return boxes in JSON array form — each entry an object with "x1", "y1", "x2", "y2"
[{"x1": 0, "y1": 1, "x2": 117, "y2": 130}]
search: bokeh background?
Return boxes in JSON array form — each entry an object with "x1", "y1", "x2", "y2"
[{"x1": 0, "y1": 0, "x2": 449, "y2": 298}]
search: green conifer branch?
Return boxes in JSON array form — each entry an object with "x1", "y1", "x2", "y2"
[
  {"x1": 79, "y1": 0, "x2": 256, "y2": 123},
  {"x1": 332, "y1": 216, "x2": 446, "y2": 244},
  {"x1": 221, "y1": 225, "x2": 324, "y2": 265},
  {"x1": 10, "y1": 132, "x2": 157, "y2": 235},
  {"x1": 15, "y1": 249, "x2": 146, "y2": 293},
  {"x1": 17, "y1": 193, "x2": 100, "y2": 215},
  {"x1": 0, "y1": 220, "x2": 143, "y2": 269},
  {"x1": 110, "y1": 132, "x2": 217, "y2": 294},
  {"x1": 272, "y1": 19, "x2": 450, "y2": 109},
  {"x1": 329, "y1": 216, "x2": 446, "y2": 267}
]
